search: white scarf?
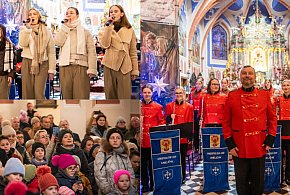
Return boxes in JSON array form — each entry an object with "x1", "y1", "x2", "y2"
[{"x1": 59, "y1": 19, "x2": 86, "y2": 65}]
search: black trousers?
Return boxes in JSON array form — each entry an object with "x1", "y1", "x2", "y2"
[
  {"x1": 180, "y1": 143, "x2": 188, "y2": 181},
  {"x1": 233, "y1": 156, "x2": 265, "y2": 195},
  {"x1": 193, "y1": 110, "x2": 200, "y2": 151},
  {"x1": 282, "y1": 140, "x2": 290, "y2": 181},
  {"x1": 141, "y1": 147, "x2": 154, "y2": 191}
]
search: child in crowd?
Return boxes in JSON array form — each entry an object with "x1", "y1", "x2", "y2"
[
  {"x1": 31, "y1": 142, "x2": 48, "y2": 166},
  {"x1": 0, "y1": 135, "x2": 23, "y2": 165},
  {"x1": 52, "y1": 154, "x2": 88, "y2": 195},
  {"x1": 37, "y1": 165, "x2": 59, "y2": 195},
  {"x1": 24, "y1": 164, "x2": 38, "y2": 193},
  {"x1": 73, "y1": 155, "x2": 93, "y2": 195},
  {"x1": 0, "y1": 158, "x2": 25, "y2": 194},
  {"x1": 108, "y1": 170, "x2": 138, "y2": 195}
]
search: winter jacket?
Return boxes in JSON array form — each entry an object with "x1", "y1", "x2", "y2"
[
  {"x1": 94, "y1": 140, "x2": 135, "y2": 195},
  {"x1": 52, "y1": 143, "x2": 89, "y2": 176},
  {"x1": 107, "y1": 185, "x2": 138, "y2": 195}
]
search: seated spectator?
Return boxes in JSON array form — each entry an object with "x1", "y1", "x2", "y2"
[
  {"x1": 11, "y1": 117, "x2": 30, "y2": 143},
  {"x1": 94, "y1": 128, "x2": 135, "y2": 195},
  {"x1": 25, "y1": 139, "x2": 35, "y2": 160},
  {"x1": 36, "y1": 165, "x2": 59, "y2": 195},
  {"x1": 73, "y1": 155, "x2": 93, "y2": 195},
  {"x1": 31, "y1": 142, "x2": 47, "y2": 167},
  {"x1": 59, "y1": 120, "x2": 81, "y2": 147},
  {"x1": 47, "y1": 114, "x2": 58, "y2": 128},
  {"x1": 19, "y1": 110, "x2": 30, "y2": 130},
  {"x1": 0, "y1": 158, "x2": 25, "y2": 194},
  {"x1": 88, "y1": 143, "x2": 101, "y2": 195},
  {"x1": 52, "y1": 154, "x2": 88, "y2": 194},
  {"x1": 125, "y1": 116, "x2": 140, "y2": 140},
  {"x1": 41, "y1": 116, "x2": 53, "y2": 137},
  {"x1": 115, "y1": 116, "x2": 128, "y2": 136},
  {"x1": 81, "y1": 137, "x2": 94, "y2": 161},
  {"x1": 0, "y1": 135, "x2": 23, "y2": 164},
  {"x1": 2, "y1": 125, "x2": 29, "y2": 164},
  {"x1": 52, "y1": 129, "x2": 89, "y2": 176},
  {"x1": 16, "y1": 131, "x2": 25, "y2": 146},
  {"x1": 86, "y1": 114, "x2": 108, "y2": 138},
  {"x1": 29, "y1": 117, "x2": 41, "y2": 139},
  {"x1": 24, "y1": 164, "x2": 38, "y2": 193},
  {"x1": 26, "y1": 102, "x2": 37, "y2": 119},
  {"x1": 130, "y1": 150, "x2": 140, "y2": 192},
  {"x1": 108, "y1": 170, "x2": 138, "y2": 195}
]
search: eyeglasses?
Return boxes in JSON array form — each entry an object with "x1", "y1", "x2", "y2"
[
  {"x1": 211, "y1": 83, "x2": 220, "y2": 86},
  {"x1": 66, "y1": 166, "x2": 77, "y2": 171},
  {"x1": 119, "y1": 121, "x2": 126, "y2": 124},
  {"x1": 16, "y1": 136, "x2": 24, "y2": 139}
]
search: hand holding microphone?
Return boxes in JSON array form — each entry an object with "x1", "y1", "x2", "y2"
[
  {"x1": 23, "y1": 18, "x2": 34, "y2": 25},
  {"x1": 105, "y1": 16, "x2": 115, "y2": 26}
]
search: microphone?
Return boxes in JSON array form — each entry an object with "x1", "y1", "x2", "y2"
[
  {"x1": 23, "y1": 19, "x2": 34, "y2": 23},
  {"x1": 61, "y1": 19, "x2": 69, "y2": 24},
  {"x1": 105, "y1": 16, "x2": 115, "y2": 26}
]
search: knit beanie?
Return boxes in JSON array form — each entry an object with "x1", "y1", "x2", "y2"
[
  {"x1": 89, "y1": 143, "x2": 100, "y2": 157},
  {"x1": 37, "y1": 165, "x2": 59, "y2": 192},
  {"x1": 58, "y1": 129, "x2": 74, "y2": 143},
  {"x1": 106, "y1": 128, "x2": 124, "y2": 142},
  {"x1": 1, "y1": 120, "x2": 11, "y2": 128},
  {"x1": 58, "y1": 186, "x2": 75, "y2": 195},
  {"x1": 2, "y1": 125, "x2": 16, "y2": 136},
  {"x1": 116, "y1": 116, "x2": 126, "y2": 125},
  {"x1": 72, "y1": 155, "x2": 81, "y2": 168},
  {"x1": 24, "y1": 164, "x2": 36, "y2": 182},
  {"x1": 4, "y1": 158, "x2": 25, "y2": 177},
  {"x1": 25, "y1": 139, "x2": 35, "y2": 149},
  {"x1": 4, "y1": 181, "x2": 28, "y2": 195},
  {"x1": 31, "y1": 117, "x2": 40, "y2": 125},
  {"x1": 51, "y1": 154, "x2": 77, "y2": 170},
  {"x1": 114, "y1": 169, "x2": 131, "y2": 184},
  {"x1": 32, "y1": 142, "x2": 46, "y2": 157}
]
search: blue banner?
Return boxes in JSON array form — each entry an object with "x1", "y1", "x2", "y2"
[
  {"x1": 150, "y1": 129, "x2": 182, "y2": 195},
  {"x1": 264, "y1": 125, "x2": 281, "y2": 192},
  {"x1": 202, "y1": 127, "x2": 230, "y2": 193}
]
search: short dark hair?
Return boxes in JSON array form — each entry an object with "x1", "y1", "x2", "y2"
[{"x1": 130, "y1": 150, "x2": 140, "y2": 159}]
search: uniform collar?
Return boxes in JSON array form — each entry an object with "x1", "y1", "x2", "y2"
[
  {"x1": 142, "y1": 100, "x2": 152, "y2": 105},
  {"x1": 175, "y1": 100, "x2": 184, "y2": 105},
  {"x1": 284, "y1": 94, "x2": 290, "y2": 99},
  {"x1": 242, "y1": 86, "x2": 255, "y2": 92}
]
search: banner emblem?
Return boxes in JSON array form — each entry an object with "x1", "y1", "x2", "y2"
[
  {"x1": 210, "y1": 134, "x2": 220, "y2": 148},
  {"x1": 162, "y1": 169, "x2": 173, "y2": 181},
  {"x1": 265, "y1": 166, "x2": 274, "y2": 176},
  {"x1": 210, "y1": 165, "x2": 221, "y2": 176},
  {"x1": 160, "y1": 138, "x2": 172, "y2": 153}
]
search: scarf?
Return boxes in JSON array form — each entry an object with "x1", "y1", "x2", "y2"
[
  {"x1": 3, "y1": 40, "x2": 14, "y2": 72},
  {"x1": 59, "y1": 19, "x2": 85, "y2": 65},
  {"x1": 31, "y1": 24, "x2": 47, "y2": 75},
  {"x1": 31, "y1": 158, "x2": 48, "y2": 166},
  {"x1": 113, "y1": 144, "x2": 125, "y2": 154}
]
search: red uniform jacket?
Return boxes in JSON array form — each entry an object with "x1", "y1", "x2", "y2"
[
  {"x1": 189, "y1": 88, "x2": 206, "y2": 111},
  {"x1": 141, "y1": 101, "x2": 165, "y2": 148},
  {"x1": 201, "y1": 93, "x2": 227, "y2": 127},
  {"x1": 278, "y1": 95, "x2": 290, "y2": 139},
  {"x1": 165, "y1": 101, "x2": 194, "y2": 144},
  {"x1": 222, "y1": 88, "x2": 277, "y2": 158}
]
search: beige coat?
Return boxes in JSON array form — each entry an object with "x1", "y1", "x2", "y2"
[
  {"x1": 98, "y1": 26, "x2": 139, "y2": 76},
  {"x1": 54, "y1": 25, "x2": 96, "y2": 75},
  {"x1": 18, "y1": 26, "x2": 56, "y2": 74}
]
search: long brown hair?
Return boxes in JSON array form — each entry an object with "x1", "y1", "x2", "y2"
[
  {"x1": 109, "y1": 5, "x2": 132, "y2": 29},
  {"x1": 28, "y1": 8, "x2": 47, "y2": 25}
]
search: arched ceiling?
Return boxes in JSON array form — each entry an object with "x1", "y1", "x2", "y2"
[{"x1": 187, "y1": 0, "x2": 290, "y2": 47}]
